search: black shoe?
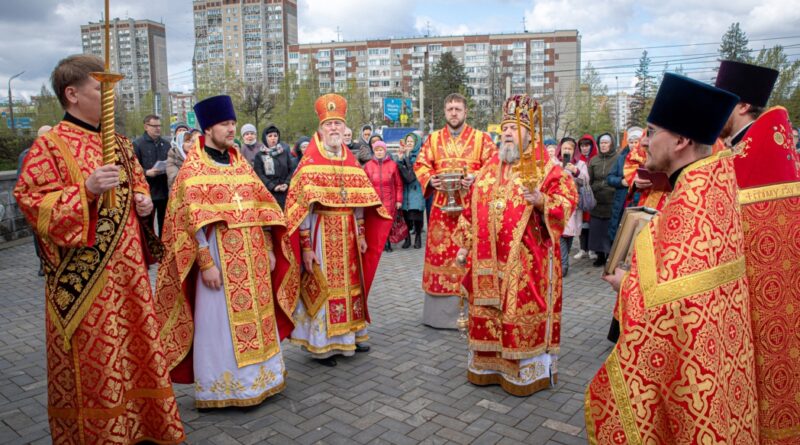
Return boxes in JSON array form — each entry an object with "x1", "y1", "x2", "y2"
[
  {"x1": 314, "y1": 357, "x2": 337, "y2": 367},
  {"x1": 414, "y1": 233, "x2": 422, "y2": 249},
  {"x1": 402, "y1": 236, "x2": 411, "y2": 249},
  {"x1": 37, "y1": 266, "x2": 44, "y2": 276},
  {"x1": 592, "y1": 253, "x2": 607, "y2": 267},
  {"x1": 355, "y1": 343, "x2": 370, "y2": 353}
]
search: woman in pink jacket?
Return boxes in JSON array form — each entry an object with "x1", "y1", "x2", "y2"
[
  {"x1": 556, "y1": 137, "x2": 589, "y2": 277},
  {"x1": 364, "y1": 141, "x2": 403, "y2": 251}
]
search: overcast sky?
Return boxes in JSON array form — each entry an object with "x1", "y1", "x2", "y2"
[{"x1": 2, "y1": 0, "x2": 798, "y2": 101}]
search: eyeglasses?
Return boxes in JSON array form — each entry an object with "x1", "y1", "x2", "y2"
[{"x1": 645, "y1": 126, "x2": 664, "y2": 138}]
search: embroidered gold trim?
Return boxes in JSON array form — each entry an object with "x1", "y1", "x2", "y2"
[
  {"x1": 195, "y1": 379, "x2": 286, "y2": 409},
  {"x1": 466, "y1": 370, "x2": 555, "y2": 397},
  {"x1": 739, "y1": 181, "x2": 800, "y2": 205},
  {"x1": 636, "y1": 227, "x2": 746, "y2": 308},
  {"x1": 37, "y1": 191, "x2": 61, "y2": 239},
  {"x1": 606, "y1": 350, "x2": 642, "y2": 445}
]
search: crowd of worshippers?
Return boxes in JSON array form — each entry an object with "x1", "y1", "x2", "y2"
[{"x1": 14, "y1": 51, "x2": 800, "y2": 445}]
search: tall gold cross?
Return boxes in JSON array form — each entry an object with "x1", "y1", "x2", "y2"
[{"x1": 232, "y1": 192, "x2": 244, "y2": 215}]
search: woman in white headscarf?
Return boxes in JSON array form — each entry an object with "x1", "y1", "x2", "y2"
[{"x1": 166, "y1": 129, "x2": 194, "y2": 190}]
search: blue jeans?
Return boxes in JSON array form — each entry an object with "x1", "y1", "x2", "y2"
[{"x1": 560, "y1": 236, "x2": 573, "y2": 276}]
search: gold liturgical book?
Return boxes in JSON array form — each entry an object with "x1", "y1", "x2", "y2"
[{"x1": 604, "y1": 206, "x2": 658, "y2": 275}]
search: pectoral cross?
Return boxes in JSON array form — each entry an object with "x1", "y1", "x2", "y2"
[
  {"x1": 340, "y1": 187, "x2": 348, "y2": 202},
  {"x1": 232, "y1": 192, "x2": 244, "y2": 216}
]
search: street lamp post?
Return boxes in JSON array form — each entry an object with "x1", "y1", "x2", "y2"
[
  {"x1": 615, "y1": 76, "x2": 620, "y2": 144},
  {"x1": 8, "y1": 71, "x2": 25, "y2": 134}
]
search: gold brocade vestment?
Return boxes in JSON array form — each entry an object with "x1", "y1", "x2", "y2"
[
  {"x1": 414, "y1": 125, "x2": 495, "y2": 296},
  {"x1": 14, "y1": 121, "x2": 184, "y2": 444},
  {"x1": 585, "y1": 152, "x2": 759, "y2": 444}
]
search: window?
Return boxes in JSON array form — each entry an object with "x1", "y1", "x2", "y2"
[
  {"x1": 334, "y1": 48, "x2": 347, "y2": 57},
  {"x1": 428, "y1": 44, "x2": 442, "y2": 52},
  {"x1": 317, "y1": 49, "x2": 330, "y2": 58}
]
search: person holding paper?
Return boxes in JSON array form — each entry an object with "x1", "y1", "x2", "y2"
[{"x1": 134, "y1": 114, "x2": 171, "y2": 236}]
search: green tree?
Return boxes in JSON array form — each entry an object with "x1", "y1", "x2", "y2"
[
  {"x1": 282, "y1": 71, "x2": 320, "y2": 141},
  {"x1": 574, "y1": 63, "x2": 611, "y2": 137},
  {"x1": 719, "y1": 23, "x2": 751, "y2": 62},
  {"x1": 423, "y1": 52, "x2": 469, "y2": 128},
  {"x1": 31, "y1": 85, "x2": 63, "y2": 130},
  {"x1": 786, "y1": 86, "x2": 800, "y2": 127},
  {"x1": 753, "y1": 45, "x2": 800, "y2": 108},
  {"x1": 629, "y1": 50, "x2": 656, "y2": 127},
  {"x1": 341, "y1": 78, "x2": 371, "y2": 130},
  {"x1": 269, "y1": 70, "x2": 299, "y2": 133}
]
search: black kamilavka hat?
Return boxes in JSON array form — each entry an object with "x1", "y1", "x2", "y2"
[
  {"x1": 715, "y1": 60, "x2": 779, "y2": 107},
  {"x1": 194, "y1": 95, "x2": 237, "y2": 131},
  {"x1": 648, "y1": 73, "x2": 740, "y2": 145}
]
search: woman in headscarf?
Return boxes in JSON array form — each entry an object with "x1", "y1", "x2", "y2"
[
  {"x1": 573, "y1": 134, "x2": 598, "y2": 261},
  {"x1": 396, "y1": 132, "x2": 426, "y2": 249},
  {"x1": 254, "y1": 123, "x2": 292, "y2": 208},
  {"x1": 606, "y1": 127, "x2": 643, "y2": 243},
  {"x1": 289, "y1": 136, "x2": 311, "y2": 175},
  {"x1": 363, "y1": 141, "x2": 403, "y2": 252},
  {"x1": 587, "y1": 132, "x2": 618, "y2": 267},
  {"x1": 556, "y1": 137, "x2": 589, "y2": 277},
  {"x1": 166, "y1": 129, "x2": 195, "y2": 190}
]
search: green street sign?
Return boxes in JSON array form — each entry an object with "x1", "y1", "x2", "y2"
[{"x1": 187, "y1": 111, "x2": 197, "y2": 129}]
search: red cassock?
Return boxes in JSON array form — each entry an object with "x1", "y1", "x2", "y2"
[
  {"x1": 414, "y1": 125, "x2": 495, "y2": 296},
  {"x1": 585, "y1": 151, "x2": 759, "y2": 444},
  {"x1": 733, "y1": 107, "x2": 800, "y2": 444},
  {"x1": 14, "y1": 121, "x2": 184, "y2": 444},
  {"x1": 364, "y1": 157, "x2": 403, "y2": 218}
]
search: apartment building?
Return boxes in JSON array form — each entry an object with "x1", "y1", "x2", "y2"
[
  {"x1": 81, "y1": 18, "x2": 169, "y2": 111},
  {"x1": 288, "y1": 31, "x2": 581, "y2": 119},
  {"x1": 192, "y1": 0, "x2": 298, "y2": 91}
]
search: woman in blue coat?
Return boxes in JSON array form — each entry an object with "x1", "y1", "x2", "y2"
[{"x1": 396, "y1": 132, "x2": 426, "y2": 248}]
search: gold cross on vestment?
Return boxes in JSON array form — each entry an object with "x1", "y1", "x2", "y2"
[{"x1": 232, "y1": 192, "x2": 244, "y2": 215}]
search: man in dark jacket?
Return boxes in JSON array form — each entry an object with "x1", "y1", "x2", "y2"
[
  {"x1": 133, "y1": 114, "x2": 170, "y2": 237},
  {"x1": 254, "y1": 123, "x2": 292, "y2": 208}
]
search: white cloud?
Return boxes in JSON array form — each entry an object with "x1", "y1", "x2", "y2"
[{"x1": 297, "y1": 0, "x2": 418, "y2": 43}]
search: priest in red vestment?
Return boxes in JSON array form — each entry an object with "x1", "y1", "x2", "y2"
[
  {"x1": 285, "y1": 93, "x2": 392, "y2": 367},
  {"x1": 14, "y1": 54, "x2": 184, "y2": 444},
  {"x1": 414, "y1": 93, "x2": 495, "y2": 328},
  {"x1": 716, "y1": 60, "x2": 800, "y2": 445},
  {"x1": 155, "y1": 95, "x2": 298, "y2": 408},
  {"x1": 454, "y1": 95, "x2": 577, "y2": 396},
  {"x1": 587, "y1": 73, "x2": 759, "y2": 444}
]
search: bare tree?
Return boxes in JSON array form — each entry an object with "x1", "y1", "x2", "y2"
[
  {"x1": 542, "y1": 81, "x2": 576, "y2": 141},
  {"x1": 240, "y1": 83, "x2": 274, "y2": 132}
]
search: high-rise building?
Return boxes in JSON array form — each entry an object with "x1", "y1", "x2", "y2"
[
  {"x1": 192, "y1": 0, "x2": 298, "y2": 91},
  {"x1": 81, "y1": 18, "x2": 169, "y2": 112},
  {"x1": 609, "y1": 91, "x2": 634, "y2": 132},
  {"x1": 288, "y1": 31, "x2": 580, "y2": 124},
  {"x1": 169, "y1": 92, "x2": 195, "y2": 126}
]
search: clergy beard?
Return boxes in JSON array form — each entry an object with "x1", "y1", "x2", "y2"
[
  {"x1": 323, "y1": 137, "x2": 342, "y2": 155},
  {"x1": 499, "y1": 142, "x2": 520, "y2": 164}
]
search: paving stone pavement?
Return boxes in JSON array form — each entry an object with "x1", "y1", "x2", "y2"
[{"x1": 0, "y1": 236, "x2": 616, "y2": 444}]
